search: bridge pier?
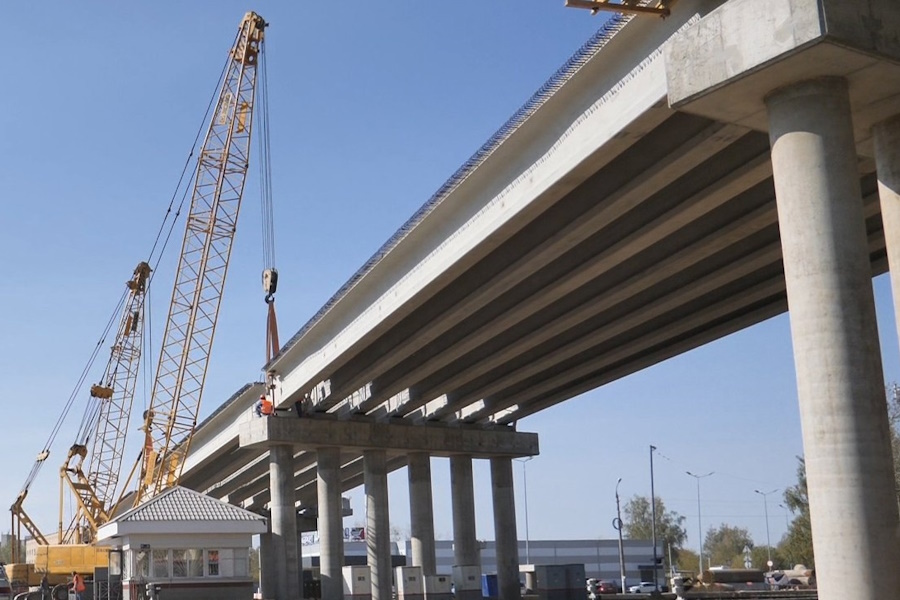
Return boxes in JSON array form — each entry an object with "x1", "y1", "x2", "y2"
[
  {"x1": 408, "y1": 452, "x2": 437, "y2": 575},
  {"x1": 490, "y1": 457, "x2": 520, "y2": 600},
  {"x1": 875, "y1": 115, "x2": 900, "y2": 352},
  {"x1": 450, "y1": 455, "x2": 481, "y2": 600},
  {"x1": 269, "y1": 445, "x2": 301, "y2": 600},
  {"x1": 666, "y1": 2, "x2": 900, "y2": 599},
  {"x1": 365, "y1": 449, "x2": 392, "y2": 600},
  {"x1": 240, "y1": 417, "x2": 538, "y2": 600},
  {"x1": 258, "y1": 520, "x2": 277, "y2": 600},
  {"x1": 766, "y1": 76, "x2": 900, "y2": 600},
  {"x1": 318, "y1": 447, "x2": 345, "y2": 600}
]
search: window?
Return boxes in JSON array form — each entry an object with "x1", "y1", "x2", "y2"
[
  {"x1": 172, "y1": 549, "x2": 186, "y2": 577},
  {"x1": 207, "y1": 550, "x2": 220, "y2": 577},
  {"x1": 152, "y1": 549, "x2": 169, "y2": 578},
  {"x1": 186, "y1": 549, "x2": 203, "y2": 577},
  {"x1": 134, "y1": 550, "x2": 150, "y2": 578}
]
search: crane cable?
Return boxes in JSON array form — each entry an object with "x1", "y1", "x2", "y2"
[{"x1": 256, "y1": 43, "x2": 280, "y2": 366}]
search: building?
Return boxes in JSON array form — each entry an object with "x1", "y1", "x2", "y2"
[
  {"x1": 96, "y1": 486, "x2": 266, "y2": 600},
  {"x1": 302, "y1": 538, "x2": 660, "y2": 584}
]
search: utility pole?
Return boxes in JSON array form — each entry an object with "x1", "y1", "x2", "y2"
[
  {"x1": 755, "y1": 489, "x2": 778, "y2": 570},
  {"x1": 615, "y1": 478, "x2": 627, "y2": 593},
  {"x1": 686, "y1": 471, "x2": 714, "y2": 574},
  {"x1": 650, "y1": 445, "x2": 659, "y2": 591},
  {"x1": 516, "y1": 457, "x2": 533, "y2": 564}
]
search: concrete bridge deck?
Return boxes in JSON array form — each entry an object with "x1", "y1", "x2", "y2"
[{"x1": 182, "y1": 0, "x2": 892, "y2": 505}]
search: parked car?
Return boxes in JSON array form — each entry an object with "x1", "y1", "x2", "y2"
[{"x1": 628, "y1": 581, "x2": 659, "y2": 593}]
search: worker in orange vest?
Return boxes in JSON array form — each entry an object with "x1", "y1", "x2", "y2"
[
  {"x1": 255, "y1": 394, "x2": 274, "y2": 417},
  {"x1": 70, "y1": 571, "x2": 86, "y2": 600}
]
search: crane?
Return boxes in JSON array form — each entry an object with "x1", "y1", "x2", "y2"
[
  {"x1": 8, "y1": 12, "x2": 271, "y2": 581},
  {"x1": 10, "y1": 262, "x2": 151, "y2": 558},
  {"x1": 60, "y1": 261, "x2": 151, "y2": 543},
  {"x1": 133, "y1": 10, "x2": 268, "y2": 505}
]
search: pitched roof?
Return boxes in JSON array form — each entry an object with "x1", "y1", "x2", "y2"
[{"x1": 114, "y1": 486, "x2": 263, "y2": 523}]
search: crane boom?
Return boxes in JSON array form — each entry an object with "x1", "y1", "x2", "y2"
[
  {"x1": 61, "y1": 262, "x2": 151, "y2": 541},
  {"x1": 136, "y1": 12, "x2": 266, "y2": 504}
]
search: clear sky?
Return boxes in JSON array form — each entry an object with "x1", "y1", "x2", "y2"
[{"x1": 3, "y1": 1, "x2": 898, "y2": 560}]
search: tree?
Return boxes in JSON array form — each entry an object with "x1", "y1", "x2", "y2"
[
  {"x1": 778, "y1": 457, "x2": 814, "y2": 568},
  {"x1": 704, "y1": 524, "x2": 753, "y2": 569},
  {"x1": 623, "y1": 495, "x2": 687, "y2": 566},
  {"x1": 887, "y1": 383, "x2": 900, "y2": 499},
  {"x1": 676, "y1": 548, "x2": 700, "y2": 575}
]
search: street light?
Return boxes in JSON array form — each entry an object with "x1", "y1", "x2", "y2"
[
  {"x1": 685, "y1": 471, "x2": 714, "y2": 574},
  {"x1": 516, "y1": 457, "x2": 534, "y2": 564},
  {"x1": 778, "y1": 504, "x2": 791, "y2": 531},
  {"x1": 614, "y1": 478, "x2": 627, "y2": 594},
  {"x1": 754, "y1": 488, "x2": 778, "y2": 570},
  {"x1": 650, "y1": 445, "x2": 659, "y2": 590}
]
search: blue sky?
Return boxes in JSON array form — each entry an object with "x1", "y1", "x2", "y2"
[{"x1": 3, "y1": 1, "x2": 898, "y2": 558}]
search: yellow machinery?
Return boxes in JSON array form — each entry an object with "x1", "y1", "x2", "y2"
[
  {"x1": 565, "y1": 0, "x2": 679, "y2": 17},
  {"x1": 9, "y1": 11, "x2": 270, "y2": 583}
]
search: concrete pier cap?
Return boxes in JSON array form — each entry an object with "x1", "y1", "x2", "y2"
[
  {"x1": 239, "y1": 416, "x2": 539, "y2": 458},
  {"x1": 664, "y1": 0, "x2": 900, "y2": 151}
]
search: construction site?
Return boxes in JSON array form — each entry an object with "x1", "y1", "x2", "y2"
[{"x1": 5, "y1": 1, "x2": 900, "y2": 600}]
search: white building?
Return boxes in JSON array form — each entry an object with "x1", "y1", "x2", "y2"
[{"x1": 97, "y1": 486, "x2": 267, "y2": 600}]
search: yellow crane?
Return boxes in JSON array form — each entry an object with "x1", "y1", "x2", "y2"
[
  {"x1": 8, "y1": 11, "x2": 271, "y2": 586},
  {"x1": 132, "y1": 9, "x2": 267, "y2": 506}
]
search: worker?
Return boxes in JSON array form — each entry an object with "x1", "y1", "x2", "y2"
[
  {"x1": 70, "y1": 571, "x2": 86, "y2": 600},
  {"x1": 255, "y1": 394, "x2": 274, "y2": 417},
  {"x1": 40, "y1": 574, "x2": 50, "y2": 600}
]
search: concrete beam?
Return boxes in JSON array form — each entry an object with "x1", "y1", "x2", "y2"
[
  {"x1": 239, "y1": 417, "x2": 539, "y2": 457},
  {"x1": 665, "y1": 0, "x2": 900, "y2": 147}
]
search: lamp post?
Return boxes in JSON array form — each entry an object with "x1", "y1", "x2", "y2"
[
  {"x1": 778, "y1": 503, "x2": 790, "y2": 531},
  {"x1": 516, "y1": 457, "x2": 533, "y2": 564},
  {"x1": 614, "y1": 478, "x2": 627, "y2": 593},
  {"x1": 754, "y1": 488, "x2": 778, "y2": 570},
  {"x1": 650, "y1": 445, "x2": 659, "y2": 590},
  {"x1": 686, "y1": 471, "x2": 714, "y2": 574}
]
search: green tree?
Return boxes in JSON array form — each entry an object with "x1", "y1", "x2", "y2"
[
  {"x1": 623, "y1": 495, "x2": 687, "y2": 566},
  {"x1": 778, "y1": 457, "x2": 814, "y2": 569},
  {"x1": 750, "y1": 545, "x2": 788, "y2": 571},
  {"x1": 704, "y1": 524, "x2": 753, "y2": 568},
  {"x1": 676, "y1": 548, "x2": 700, "y2": 575},
  {"x1": 887, "y1": 384, "x2": 900, "y2": 499}
]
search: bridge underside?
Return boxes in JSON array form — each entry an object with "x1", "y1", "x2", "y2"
[
  {"x1": 304, "y1": 109, "x2": 886, "y2": 426},
  {"x1": 180, "y1": 106, "x2": 886, "y2": 507}
]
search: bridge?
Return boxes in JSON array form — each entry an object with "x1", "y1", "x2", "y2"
[{"x1": 176, "y1": 1, "x2": 900, "y2": 600}]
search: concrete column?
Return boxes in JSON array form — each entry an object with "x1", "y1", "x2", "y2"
[
  {"x1": 491, "y1": 457, "x2": 520, "y2": 600},
  {"x1": 875, "y1": 115, "x2": 900, "y2": 352},
  {"x1": 407, "y1": 452, "x2": 437, "y2": 575},
  {"x1": 259, "y1": 522, "x2": 276, "y2": 600},
  {"x1": 269, "y1": 445, "x2": 301, "y2": 600},
  {"x1": 364, "y1": 450, "x2": 392, "y2": 600},
  {"x1": 450, "y1": 455, "x2": 479, "y2": 566},
  {"x1": 318, "y1": 447, "x2": 344, "y2": 600},
  {"x1": 766, "y1": 77, "x2": 900, "y2": 600}
]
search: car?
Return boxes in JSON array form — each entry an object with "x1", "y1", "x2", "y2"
[
  {"x1": 596, "y1": 580, "x2": 619, "y2": 593},
  {"x1": 628, "y1": 581, "x2": 660, "y2": 593}
]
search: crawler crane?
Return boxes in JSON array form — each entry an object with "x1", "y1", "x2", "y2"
[{"x1": 8, "y1": 11, "x2": 271, "y2": 587}]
